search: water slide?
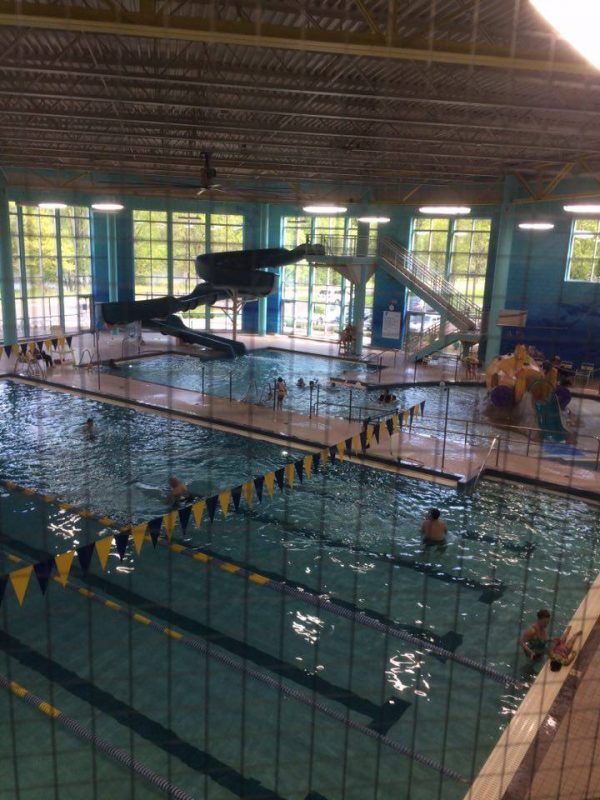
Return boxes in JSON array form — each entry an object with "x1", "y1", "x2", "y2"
[
  {"x1": 534, "y1": 393, "x2": 569, "y2": 442},
  {"x1": 100, "y1": 244, "x2": 325, "y2": 357}
]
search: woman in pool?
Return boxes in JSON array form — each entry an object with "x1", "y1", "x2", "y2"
[
  {"x1": 520, "y1": 608, "x2": 551, "y2": 660},
  {"x1": 167, "y1": 475, "x2": 191, "y2": 506},
  {"x1": 275, "y1": 377, "x2": 287, "y2": 410}
]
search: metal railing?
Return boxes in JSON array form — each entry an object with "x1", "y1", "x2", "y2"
[
  {"x1": 378, "y1": 238, "x2": 481, "y2": 330},
  {"x1": 468, "y1": 436, "x2": 499, "y2": 495}
]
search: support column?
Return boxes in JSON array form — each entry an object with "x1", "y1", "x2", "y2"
[
  {"x1": 0, "y1": 187, "x2": 17, "y2": 344},
  {"x1": 351, "y1": 269, "x2": 367, "y2": 354},
  {"x1": 485, "y1": 177, "x2": 518, "y2": 364}
]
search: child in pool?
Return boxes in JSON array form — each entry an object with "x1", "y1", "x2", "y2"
[{"x1": 520, "y1": 609, "x2": 551, "y2": 661}]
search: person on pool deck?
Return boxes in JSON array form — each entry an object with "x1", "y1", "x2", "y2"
[
  {"x1": 549, "y1": 626, "x2": 582, "y2": 671},
  {"x1": 83, "y1": 417, "x2": 97, "y2": 440},
  {"x1": 421, "y1": 508, "x2": 447, "y2": 544},
  {"x1": 167, "y1": 475, "x2": 189, "y2": 505},
  {"x1": 520, "y1": 609, "x2": 551, "y2": 660},
  {"x1": 378, "y1": 388, "x2": 397, "y2": 403},
  {"x1": 275, "y1": 377, "x2": 287, "y2": 410}
]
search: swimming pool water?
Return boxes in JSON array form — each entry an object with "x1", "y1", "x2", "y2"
[{"x1": 1, "y1": 381, "x2": 599, "y2": 800}]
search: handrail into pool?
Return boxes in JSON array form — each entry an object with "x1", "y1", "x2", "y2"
[{"x1": 466, "y1": 436, "x2": 499, "y2": 496}]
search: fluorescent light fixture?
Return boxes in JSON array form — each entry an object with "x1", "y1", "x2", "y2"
[
  {"x1": 38, "y1": 201, "x2": 67, "y2": 210},
  {"x1": 357, "y1": 216, "x2": 390, "y2": 224},
  {"x1": 564, "y1": 204, "x2": 600, "y2": 214},
  {"x1": 91, "y1": 202, "x2": 124, "y2": 212},
  {"x1": 302, "y1": 204, "x2": 347, "y2": 214},
  {"x1": 529, "y1": 1, "x2": 600, "y2": 71},
  {"x1": 518, "y1": 222, "x2": 555, "y2": 230},
  {"x1": 419, "y1": 206, "x2": 471, "y2": 215}
]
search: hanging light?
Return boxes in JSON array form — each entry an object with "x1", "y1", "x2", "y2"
[
  {"x1": 302, "y1": 204, "x2": 347, "y2": 214},
  {"x1": 564, "y1": 204, "x2": 600, "y2": 213},
  {"x1": 38, "y1": 202, "x2": 67, "y2": 210},
  {"x1": 92, "y1": 202, "x2": 124, "y2": 212},
  {"x1": 518, "y1": 222, "x2": 555, "y2": 230},
  {"x1": 418, "y1": 206, "x2": 471, "y2": 215},
  {"x1": 529, "y1": 1, "x2": 600, "y2": 71},
  {"x1": 357, "y1": 216, "x2": 391, "y2": 223}
]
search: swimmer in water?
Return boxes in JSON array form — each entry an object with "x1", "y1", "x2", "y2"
[
  {"x1": 520, "y1": 609, "x2": 551, "y2": 661},
  {"x1": 83, "y1": 418, "x2": 97, "y2": 440},
  {"x1": 167, "y1": 475, "x2": 189, "y2": 505},
  {"x1": 421, "y1": 508, "x2": 447, "y2": 545}
]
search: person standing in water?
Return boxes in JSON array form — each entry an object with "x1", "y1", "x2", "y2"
[
  {"x1": 275, "y1": 377, "x2": 287, "y2": 410},
  {"x1": 520, "y1": 609, "x2": 551, "y2": 661},
  {"x1": 83, "y1": 418, "x2": 97, "y2": 440},
  {"x1": 167, "y1": 475, "x2": 189, "y2": 505},
  {"x1": 421, "y1": 508, "x2": 447, "y2": 544}
]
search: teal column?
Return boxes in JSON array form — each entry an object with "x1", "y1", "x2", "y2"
[
  {"x1": 351, "y1": 221, "x2": 370, "y2": 353},
  {"x1": 106, "y1": 215, "x2": 118, "y2": 302},
  {"x1": 0, "y1": 187, "x2": 17, "y2": 343},
  {"x1": 258, "y1": 204, "x2": 269, "y2": 335},
  {"x1": 115, "y1": 208, "x2": 134, "y2": 302},
  {"x1": 485, "y1": 177, "x2": 518, "y2": 364}
]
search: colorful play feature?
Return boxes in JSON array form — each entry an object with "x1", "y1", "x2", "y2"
[{"x1": 485, "y1": 344, "x2": 570, "y2": 441}]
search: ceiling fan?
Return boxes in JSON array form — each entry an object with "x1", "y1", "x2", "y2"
[{"x1": 196, "y1": 152, "x2": 225, "y2": 196}]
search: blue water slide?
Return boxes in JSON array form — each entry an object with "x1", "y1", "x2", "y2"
[
  {"x1": 146, "y1": 315, "x2": 245, "y2": 357},
  {"x1": 535, "y1": 393, "x2": 569, "y2": 442}
]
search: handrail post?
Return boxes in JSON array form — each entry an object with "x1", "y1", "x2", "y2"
[
  {"x1": 201, "y1": 365, "x2": 205, "y2": 396},
  {"x1": 348, "y1": 389, "x2": 353, "y2": 421},
  {"x1": 315, "y1": 382, "x2": 320, "y2": 416},
  {"x1": 272, "y1": 380, "x2": 277, "y2": 410},
  {"x1": 526, "y1": 429, "x2": 531, "y2": 457},
  {"x1": 309, "y1": 382, "x2": 314, "y2": 418},
  {"x1": 229, "y1": 371, "x2": 233, "y2": 402},
  {"x1": 464, "y1": 420, "x2": 469, "y2": 446},
  {"x1": 596, "y1": 437, "x2": 600, "y2": 470}
]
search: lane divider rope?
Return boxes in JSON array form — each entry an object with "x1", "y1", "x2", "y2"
[
  {"x1": 0, "y1": 672, "x2": 197, "y2": 800},
  {"x1": 1, "y1": 547, "x2": 469, "y2": 785}
]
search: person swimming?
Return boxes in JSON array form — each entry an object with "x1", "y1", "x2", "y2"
[
  {"x1": 296, "y1": 377, "x2": 306, "y2": 389},
  {"x1": 83, "y1": 417, "x2": 97, "y2": 440},
  {"x1": 378, "y1": 388, "x2": 397, "y2": 403},
  {"x1": 421, "y1": 508, "x2": 447, "y2": 545},
  {"x1": 167, "y1": 475, "x2": 190, "y2": 505}
]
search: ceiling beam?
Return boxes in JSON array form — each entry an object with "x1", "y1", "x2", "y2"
[{"x1": 0, "y1": 4, "x2": 594, "y2": 76}]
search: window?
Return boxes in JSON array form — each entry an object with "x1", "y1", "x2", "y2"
[
  {"x1": 448, "y1": 218, "x2": 491, "y2": 306},
  {"x1": 566, "y1": 219, "x2": 600, "y2": 281},
  {"x1": 9, "y1": 203, "x2": 92, "y2": 337},
  {"x1": 132, "y1": 210, "x2": 245, "y2": 332},
  {"x1": 411, "y1": 217, "x2": 450, "y2": 274},
  {"x1": 133, "y1": 210, "x2": 169, "y2": 299},
  {"x1": 281, "y1": 216, "x2": 367, "y2": 340}
]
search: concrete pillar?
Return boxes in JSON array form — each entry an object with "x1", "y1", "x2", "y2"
[{"x1": 0, "y1": 187, "x2": 17, "y2": 344}]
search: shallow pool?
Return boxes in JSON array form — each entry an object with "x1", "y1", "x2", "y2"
[{"x1": 1, "y1": 381, "x2": 599, "y2": 800}]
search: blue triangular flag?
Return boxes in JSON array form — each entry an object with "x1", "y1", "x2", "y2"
[
  {"x1": 20, "y1": 343, "x2": 27, "y2": 354},
  {"x1": 294, "y1": 460, "x2": 304, "y2": 483},
  {"x1": 231, "y1": 486, "x2": 242, "y2": 512},
  {"x1": 76, "y1": 542, "x2": 95, "y2": 573},
  {"x1": 373, "y1": 423, "x2": 380, "y2": 443},
  {"x1": 179, "y1": 505, "x2": 192, "y2": 530},
  {"x1": 148, "y1": 516, "x2": 163, "y2": 547},
  {"x1": 360, "y1": 431, "x2": 368, "y2": 451},
  {"x1": 206, "y1": 495, "x2": 219, "y2": 522},
  {"x1": 4, "y1": 345, "x2": 12, "y2": 358},
  {"x1": 312, "y1": 452, "x2": 321, "y2": 472},
  {"x1": 410, "y1": 407, "x2": 415, "y2": 422},
  {"x1": 329, "y1": 445, "x2": 337, "y2": 463},
  {"x1": 51, "y1": 338, "x2": 59, "y2": 350},
  {"x1": 34, "y1": 558, "x2": 55, "y2": 594},
  {"x1": 66, "y1": 336, "x2": 73, "y2": 347},
  {"x1": 0, "y1": 575, "x2": 7, "y2": 607},
  {"x1": 254, "y1": 476, "x2": 264, "y2": 502},
  {"x1": 114, "y1": 532, "x2": 130, "y2": 560},
  {"x1": 275, "y1": 468, "x2": 285, "y2": 491},
  {"x1": 420, "y1": 400, "x2": 425, "y2": 415},
  {"x1": 36, "y1": 340, "x2": 45, "y2": 352},
  {"x1": 345, "y1": 437, "x2": 353, "y2": 454}
]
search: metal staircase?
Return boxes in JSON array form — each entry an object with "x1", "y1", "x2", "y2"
[{"x1": 378, "y1": 237, "x2": 482, "y2": 361}]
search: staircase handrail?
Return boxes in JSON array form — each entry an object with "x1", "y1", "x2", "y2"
[
  {"x1": 378, "y1": 237, "x2": 481, "y2": 327},
  {"x1": 403, "y1": 320, "x2": 443, "y2": 355}
]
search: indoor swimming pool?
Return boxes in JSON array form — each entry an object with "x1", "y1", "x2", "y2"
[{"x1": 1, "y1": 380, "x2": 599, "y2": 800}]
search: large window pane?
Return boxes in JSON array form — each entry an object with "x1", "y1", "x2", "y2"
[{"x1": 566, "y1": 219, "x2": 600, "y2": 282}]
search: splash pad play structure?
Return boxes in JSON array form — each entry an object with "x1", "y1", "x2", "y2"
[{"x1": 485, "y1": 345, "x2": 571, "y2": 442}]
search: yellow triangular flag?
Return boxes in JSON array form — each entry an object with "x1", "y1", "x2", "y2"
[
  {"x1": 44, "y1": 339, "x2": 52, "y2": 351},
  {"x1": 303, "y1": 455, "x2": 313, "y2": 479},
  {"x1": 28, "y1": 342, "x2": 35, "y2": 354},
  {"x1": 392, "y1": 414, "x2": 399, "y2": 431},
  {"x1": 413, "y1": 404, "x2": 419, "y2": 419},
  {"x1": 352, "y1": 435, "x2": 361, "y2": 452},
  {"x1": 163, "y1": 510, "x2": 178, "y2": 540},
  {"x1": 192, "y1": 500, "x2": 205, "y2": 528},
  {"x1": 264, "y1": 472, "x2": 275, "y2": 498},
  {"x1": 366, "y1": 425, "x2": 374, "y2": 445},
  {"x1": 284, "y1": 463, "x2": 295, "y2": 488},
  {"x1": 219, "y1": 490, "x2": 231, "y2": 518},
  {"x1": 95, "y1": 536, "x2": 113, "y2": 571},
  {"x1": 242, "y1": 481, "x2": 254, "y2": 507},
  {"x1": 9, "y1": 565, "x2": 33, "y2": 605},
  {"x1": 54, "y1": 551, "x2": 75, "y2": 587},
  {"x1": 59, "y1": 336, "x2": 65, "y2": 347},
  {"x1": 321, "y1": 448, "x2": 330, "y2": 468},
  {"x1": 11, "y1": 344, "x2": 19, "y2": 356},
  {"x1": 336, "y1": 441, "x2": 345, "y2": 461},
  {"x1": 403, "y1": 410, "x2": 410, "y2": 425},
  {"x1": 131, "y1": 523, "x2": 148, "y2": 554}
]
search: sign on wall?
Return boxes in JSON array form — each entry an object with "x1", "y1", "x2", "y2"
[{"x1": 382, "y1": 310, "x2": 402, "y2": 339}]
